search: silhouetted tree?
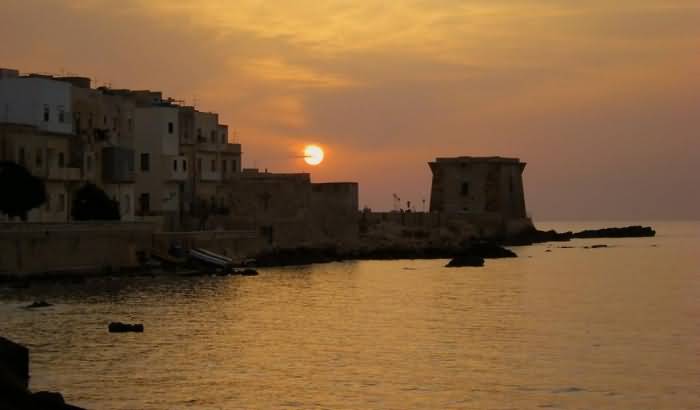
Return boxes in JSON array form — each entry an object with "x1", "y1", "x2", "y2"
[
  {"x1": 71, "y1": 183, "x2": 120, "y2": 221},
  {"x1": 0, "y1": 161, "x2": 47, "y2": 221}
]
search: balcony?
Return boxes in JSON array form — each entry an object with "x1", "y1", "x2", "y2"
[
  {"x1": 197, "y1": 141, "x2": 220, "y2": 152},
  {"x1": 47, "y1": 166, "x2": 82, "y2": 181},
  {"x1": 222, "y1": 143, "x2": 241, "y2": 154},
  {"x1": 102, "y1": 147, "x2": 135, "y2": 183}
]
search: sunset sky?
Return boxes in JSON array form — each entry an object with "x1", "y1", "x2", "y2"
[{"x1": 2, "y1": 0, "x2": 698, "y2": 219}]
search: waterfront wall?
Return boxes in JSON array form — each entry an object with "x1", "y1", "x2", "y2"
[
  {"x1": 359, "y1": 211, "x2": 533, "y2": 250},
  {"x1": 0, "y1": 222, "x2": 155, "y2": 275}
]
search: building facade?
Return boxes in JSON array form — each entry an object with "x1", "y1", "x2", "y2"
[{"x1": 428, "y1": 156, "x2": 527, "y2": 219}]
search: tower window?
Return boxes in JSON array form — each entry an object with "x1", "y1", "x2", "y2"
[
  {"x1": 461, "y1": 182, "x2": 470, "y2": 196},
  {"x1": 43, "y1": 105, "x2": 50, "y2": 122},
  {"x1": 140, "y1": 153, "x2": 150, "y2": 171}
]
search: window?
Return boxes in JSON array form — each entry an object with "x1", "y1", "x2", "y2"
[
  {"x1": 221, "y1": 133, "x2": 226, "y2": 144},
  {"x1": 58, "y1": 152, "x2": 65, "y2": 168},
  {"x1": 222, "y1": 159, "x2": 227, "y2": 173},
  {"x1": 124, "y1": 194, "x2": 131, "y2": 213},
  {"x1": 58, "y1": 107, "x2": 65, "y2": 123},
  {"x1": 35, "y1": 149, "x2": 43, "y2": 167},
  {"x1": 74, "y1": 112, "x2": 81, "y2": 131},
  {"x1": 197, "y1": 158, "x2": 202, "y2": 174},
  {"x1": 173, "y1": 159, "x2": 178, "y2": 171},
  {"x1": 140, "y1": 153, "x2": 150, "y2": 171},
  {"x1": 45, "y1": 195, "x2": 51, "y2": 211},
  {"x1": 18, "y1": 147, "x2": 26, "y2": 166},
  {"x1": 113, "y1": 117, "x2": 118, "y2": 131},
  {"x1": 211, "y1": 159, "x2": 216, "y2": 172},
  {"x1": 57, "y1": 194, "x2": 65, "y2": 213},
  {"x1": 168, "y1": 122, "x2": 174, "y2": 134},
  {"x1": 86, "y1": 156, "x2": 92, "y2": 171},
  {"x1": 461, "y1": 182, "x2": 469, "y2": 196},
  {"x1": 197, "y1": 128, "x2": 202, "y2": 139},
  {"x1": 88, "y1": 113, "x2": 93, "y2": 128},
  {"x1": 183, "y1": 160, "x2": 187, "y2": 171},
  {"x1": 104, "y1": 115, "x2": 107, "y2": 125},
  {"x1": 210, "y1": 130, "x2": 216, "y2": 143},
  {"x1": 139, "y1": 193, "x2": 150, "y2": 213},
  {"x1": 127, "y1": 117, "x2": 133, "y2": 132},
  {"x1": 43, "y1": 105, "x2": 50, "y2": 122}
]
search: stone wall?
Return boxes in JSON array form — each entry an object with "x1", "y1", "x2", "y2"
[{"x1": 0, "y1": 222, "x2": 155, "y2": 275}]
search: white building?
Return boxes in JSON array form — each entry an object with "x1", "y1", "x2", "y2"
[
  {"x1": 133, "y1": 104, "x2": 184, "y2": 224},
  {"x1": 0, "y1": 72, "x2": 73, "y2": 135}
]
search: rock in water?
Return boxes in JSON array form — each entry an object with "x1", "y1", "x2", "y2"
[
  {"x1": 446, "y1": 255, "x2": 485, "y2": 267},
  {"x1": 25, "y1": 300, "x2": 52, "y2": 309},
  {"x1": 468, "y1": 242, "x2": 518, "y2": 258},
  {"x1": 108, "y1": 322, "x2": 144, "y2": 333},
  {"x1": 240, "y1": 268, "x2": 259, "y2": 276},
  {"x1": 573, "y1": 226, "x2": 655, "y2": 238}
]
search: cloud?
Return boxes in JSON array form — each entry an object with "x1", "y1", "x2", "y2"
[{"x1": 1, "y1": 0, "x2": 698, "y2": 217}]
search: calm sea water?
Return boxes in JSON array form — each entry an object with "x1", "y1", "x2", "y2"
[{"x1": 1, "y1": 221, "x2": 698, "y2": 409}]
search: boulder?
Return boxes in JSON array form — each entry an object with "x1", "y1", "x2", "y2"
[
  {"x1": 108, "y1": 322, "x2": 144, "y2": 333},
  {"x1": 25, "y1": 300, "x2": 52, "y2": 309},
  {"x1": 240, "y1": 269, "x2": 259, "y2": 276},
  {"x1": 0, "y1": 336, "x2": 29, "y2": 389},
  {"x1": 0, "y1": 337, "x2": 86, "y2": 410},
  {"x1": 30, "y1": 391, "x2": 66, "y2": 407},
  {"x1": 467, "y1": 242, "x2": 517, "y2": 258},
  {"x1": 445, "y1": 255, "x2": 485, "y2": 267},
  {"x1": 573, "y1": 226, "x2": 655, "y2": 239}
]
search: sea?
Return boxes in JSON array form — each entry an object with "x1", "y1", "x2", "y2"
[{"x1": 1, "y1": 221, "x2": 698, "y2": 410}]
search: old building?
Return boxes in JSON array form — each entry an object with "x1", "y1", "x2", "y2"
[
  {"x1": 0, "y1": 72, "x2": 77, "y2": 222},
  {"x1": 428, "y1": 156, "x2": 527, "y2": 219},
  {"x1": 133, "y1": 101, "x2": 183, "y2": 227},
  {"x1": 64, "y1": 80, "x2": 137, "y2": 220},
  {"x1": 178, "y1": 107, "x2": 242, "y2": 223},
  {"x1": 210, "y1": 170, "x2": 359, "y2": 249},
  {"x1": 0, "y1": 123, "x2": 79, "y2": 222}
]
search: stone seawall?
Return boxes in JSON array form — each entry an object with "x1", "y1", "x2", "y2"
[{"x1": 0, "y1": 222, "x2": 156, "y2": 276}]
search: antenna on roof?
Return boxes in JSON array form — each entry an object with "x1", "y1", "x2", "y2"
[{"x1": 392, "y1": 193, "x2": 401, "y2": 211}]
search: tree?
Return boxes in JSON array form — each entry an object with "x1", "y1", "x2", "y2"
[
  {"x1": 71, "y1": 183, "x2": 120, "y2": 221},
  {"x1": 0, "y1": 161, "x2": 47, "y2": 221}
]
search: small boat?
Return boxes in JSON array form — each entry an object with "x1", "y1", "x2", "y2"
[{"x1": 189, "y1": 248, "x2": 233, "y2": 271}]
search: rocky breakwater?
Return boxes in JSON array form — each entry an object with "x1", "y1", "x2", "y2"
[
  {"x1": 445, "y1": 242, "x2": 518, "y2": 267},
  {"x1": 0, "y1": 337, "x2": 84, "y2": 410},
  {"x1": 505, "y1": 225, "x2": 655, "y2": 246},
  {"x1": 252, "y1": 242, "x2": 519, "y2": 268}
]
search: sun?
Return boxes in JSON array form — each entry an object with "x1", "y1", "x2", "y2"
[{"x1": 303, "y1": 144, "x2": 324, "y2": 165}]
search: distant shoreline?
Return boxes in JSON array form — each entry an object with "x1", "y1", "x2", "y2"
[{"x1": 0, "y1": 225, "x2": 655, "y2": 283}]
